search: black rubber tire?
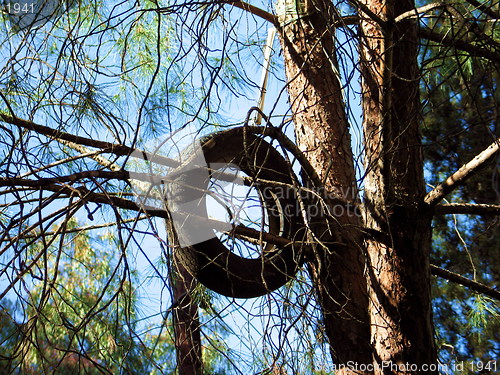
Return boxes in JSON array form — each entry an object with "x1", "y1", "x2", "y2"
[{"x1": 171, "y1": 127, "x2": 303, "y2": 298}]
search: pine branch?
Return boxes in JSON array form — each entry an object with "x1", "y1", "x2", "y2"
[
  {"x1": 463, "y1": 0, "x2": 500, "y2": 19},
  {"x1": 224, "y1": 1, "x2": 357, "y2": 27},
  {"x1": 431, "y1": 265, "x2": 500, "y2": 301},
  {"x1": 0, "y1": 113, "x2": 316, "y2": 190},
  {"x1": 425, "y1": 139, "x2": 500, "y2": 206},
  {"x1": 224, "y1": 1, "x2": 500, "y2": 63},
  {"x1": 0, "y1": 176, "x2": 296, "y2": 248},
  {"x1": 1, "y1": 171, "x2": 131, "y2": 186},
  {"x1": 395, "y1": 3, "x2": 448, "y2": 23},
  {"x1": 418, "y1": 28, "x2": 500, "y2": 63},
  {"x1": 435, "y1": 203, "x2": 500, "y2": 215},
  {"x1": 1, "y1": 216, "x2": 147, "y2": 241}
]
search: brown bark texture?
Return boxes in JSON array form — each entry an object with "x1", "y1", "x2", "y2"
[
  {"x1": 359, "y1": 0, "x2": 437, "y2": 373},
  {"x1": 172, "y1": 261, "x2": 203, "y2": 375},
  {"x1": 277, "y1": 0, "x2": 372, "y2": 370},
  {"x1": 166, "y1": 216, "x2": 203, "y2": 375},
  {"x1": 277, "y1": 0, "x2": 438, "y2": 373}
]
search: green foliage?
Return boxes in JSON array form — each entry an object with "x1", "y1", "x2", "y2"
[{"x1": 0, "y1": 218, "x2": 150, "y2": 373}]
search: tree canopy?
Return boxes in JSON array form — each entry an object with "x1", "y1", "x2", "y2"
[{"x1": 0, "y1": 0, "x2": 498, "y2": 374}]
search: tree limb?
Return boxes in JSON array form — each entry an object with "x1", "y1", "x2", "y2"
[
  {"x1": 435, "y1": 203, "x2": 500, "y2": 215},
  {"x1": 0, "y1": 113, "x2": 179, "y2": 168},
  {"x1": 431, "y1": 265, "x2": 500, "y2": 301},
  {"x1": 1, "y1": 112, "x2": 334, "y2": 198},
  {"x1": 227, "y1": 1, "x2": 278, "y2": 25},
  {"x1": 0, "y1": 176, "x2": 296, "y2": 248},
  {"x1": 425, "y1": 139, "x2": 500, "y2": 206},
  {"x1": 395, "y1": 2, "x2": 446, "y2": 23},
  {"x1": 227, "y1": 0, "x2": 500, "y2": 64},
  {"x1": 224, "y1": 1, "x2": 358, "y2": 27},
  {"x1": 418, "y1": 28, "x2": 500, "y2": 63},
  {"x1": 8, "y1": 182, "x2": 498, "y2": 300},
  {"x1": 1, "y1": 216, "x2": 147, "y2": 241},
  {"x1": 463, "y1": 0, "x2": 500, "y2": 19}
]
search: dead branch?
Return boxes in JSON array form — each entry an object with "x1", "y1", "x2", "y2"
[
  {"x1": 395, "y1": 3, "x2": 448, "y2": 23},
  {"x1": 418, "y1": 28, "x2": 500, "y2": 63},
  {"x1": 0, "y1": 176, "x2": 296, "y2": 248},
  {"x1": 224, "y1": 1, "x2": 357, "y2": 27},
  {"x1": 425, "y1": 139, "x2": 500, "y2": 206},
  {"x1": 227, "y1": 1, "x2": 278, "y2": 25},
  {"x1": 435, "y1": 203, "x2": 500, "y2": 215},
  {"x1": 431, "y1": 265, "x2": 500, "y2": 301},
  {"x1": 0, "y1": 113, "x2": 179, "y2": 168}
]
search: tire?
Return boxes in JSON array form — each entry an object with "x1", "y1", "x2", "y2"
[{"x1": 170, "y1": 127, "x2": 303, "y2": 298}]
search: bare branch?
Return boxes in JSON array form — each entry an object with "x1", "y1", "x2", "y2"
[
  {"x1": 395, "y1": 2, "x2": 447, "y2": 23},
  {"x1": 0, "y1": 113, "x2": 179, "y2": 168},
  {"x1": 229, "y1": 0, "x2": 500, "y2": 63},
  {"x1": 54, "y1": 138, "x2": 123, "y2": 172},
  {"x1": 431, "y1": 265, "x2": 500, "y2": 301},
  {"x1": 418, "y1": 28, "x2": 500, "y2": 63},
  {"x1": 435, "y1": 203, "x2": 500, "y2": 215},
  {"x1": 0, "y1": 176, "x2": 297, "y2": 249},
  {"x1": 0, "y1": 216, "x2": 148, "y2": 241},
  {"x1": 425, "y1": 139, "x2": 500, "y2": 206},
  {"x1": 463, "y1": 0, "x2": 500, "y2": 19},
  {"x1": 227, "y1": 1, "x2": 278, "y2": 25},
  {"x1": 224, "y1": 1, "x2": 357, "y2": 27}
]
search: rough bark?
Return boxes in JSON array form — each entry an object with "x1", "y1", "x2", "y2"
[
  {"x1": 276, "y1": 0, "x2": 438, "y2": 372},
  {"x1": 277, "y1": 0, "x2": 373, "y2": 369},
  {"x1": 171, "y1": 261, "x2": 203, "y2": 375},
  {"x1": 358, "y1": 0, "x2": 437, "y2": 373},
  {"x1": 166, "y1": 217, "x2": 203, "y2": 375}
]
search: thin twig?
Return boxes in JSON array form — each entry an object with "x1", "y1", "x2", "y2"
[{"x1": 463, "y1": 0, "x2": 500, "y2": 19}]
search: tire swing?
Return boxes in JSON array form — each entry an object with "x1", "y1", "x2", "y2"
[{"x1": 168, "y1": 127, "x2": 303, "y2": 299}]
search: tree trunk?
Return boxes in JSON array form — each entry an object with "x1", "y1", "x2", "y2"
[
  {"x1": 166, "y1": 218, "x2": 203, "y2": 375},
  {"x1": 277, "y1": 0, "x2": 437, "y2": 372},
  {"x1": 171, "y1": 262, "x2": 203, "y2": 375},
  {"x1": 277, "y1": 0, "x2": 372, "y2": 369},
  {"x1": 358, "y1": 0, "x2": 437, "y2": 372}
]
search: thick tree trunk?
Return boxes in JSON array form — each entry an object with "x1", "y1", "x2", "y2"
[
  {"x1": 277, "y1": 0, "x2": 437, "y2": 373},
  {"x1": 358, "y1": 0, "x2": 437, "y2": 373},
  {"x1": 277, "y1": 0, "x2": 372, "y2": 370}
]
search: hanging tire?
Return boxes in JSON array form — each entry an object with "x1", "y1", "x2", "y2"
[{"x1": 169, "y1": 127, "x2": 303, "y2": 298}]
